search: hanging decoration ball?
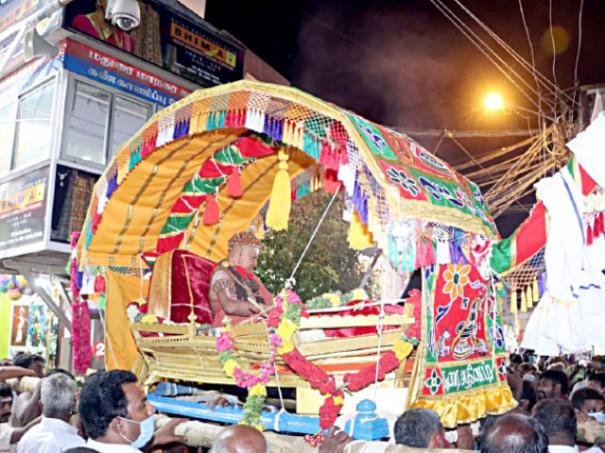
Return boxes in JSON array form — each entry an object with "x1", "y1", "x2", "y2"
[
  {"x1": 16, "y1": 276, "x2": 28, "y2": 288},
  {"x1": 7, "y1": 288, "x2": 22, "y2": 301},
  {"x1": 23, "y1": 287, "x2": 34, "y2": 296}
]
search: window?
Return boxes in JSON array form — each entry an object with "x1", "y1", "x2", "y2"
[
  {"x1": 108, "y1": 97, "x2": 152, "y2": 158},
  {"x1": 0, "y1": 102, "x2": 16, "y2": 176},
  {"x1": 63, "y1": 79, "x2": 153, "y2": 166},
  {"x1": 63, "y1": 81, "x2": 110, "y2": 164},
  {"x1": 12, "y1": 81, "x2": 54, "y2": 169}
]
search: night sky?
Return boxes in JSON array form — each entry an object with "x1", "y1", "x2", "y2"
[
  {"x1": 207, "y1": 0, "x2": 605, "y2": 157},
  {"x1": 207, "y1": 0, "x2": 605, "y2": 229}
]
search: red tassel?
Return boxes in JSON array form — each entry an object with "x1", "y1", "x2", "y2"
[
  {"x1": 323, "y1": 169, "x2": 342, "y2": 194},
  {"x1": 203, "y1": 196, "x2": 220, "y2": 225},
  {"x1": 227, "y1": 170, "x2": 243, "y2": 198},
  {"x1": 593, "y1": 212, "x2": 605, "y2": 237},
  {"x1": 93, "y1": 275, "x2": 106, "y2": 293}
]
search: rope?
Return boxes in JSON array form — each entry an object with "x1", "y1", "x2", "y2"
[
  {"x1": 373, "y1": 297, "x2": 386, "y2": 402},
  {"x1": 264, "y1": 322, "x2": 286, "y2": 411},
  {"x1": 272, "y1": 408, "x2": 287, "y2": 432},
  {"x1": 98, "y1": 306, "x2": 119, "y2": 369},
  {"x1": 285, "y1": 187, "x2": 341, "y2": 289}
]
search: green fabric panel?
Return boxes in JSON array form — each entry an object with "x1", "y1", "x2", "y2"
[
  {"x1": 345, "y1": 113, "x2": 398, "y2": 161},
  {"x1": 439, "y1": 359, "x2": 498, "y2": 393},
  {"x1": 160, "y1": 214, "x2": 194, "y2": 234},
  {"x1": 490, "y1": 236, "x2": 513, "y2": 275},
  {"x1": 214, "y1": 146, "x2": 252, "y2": 165},
  {"x1": 192, "y1": 176, "x2": 225, "y2": 193}
]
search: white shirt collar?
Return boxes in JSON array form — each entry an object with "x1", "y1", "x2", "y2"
[
  {"x1": 86, "y1": 438, "x2": 142, "y2": 453},
  {"x1": 548, "y1": 445, "x2": 580, "y2": 453},
  {"x1": 39, "y1": 416, "x2": 79, "y2": 434}
]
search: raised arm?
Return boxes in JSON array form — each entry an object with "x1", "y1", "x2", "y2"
[{"x1": 211, "y1": 271, "x2": 260, "y2": 317}]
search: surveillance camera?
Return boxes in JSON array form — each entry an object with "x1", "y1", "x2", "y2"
[{"x1": 105, "y1": 0, "x2": 141, "y2": 32}]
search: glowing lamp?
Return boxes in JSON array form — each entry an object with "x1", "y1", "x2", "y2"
[{"x1": 483, "y1": 92, "x2": 505, "y2": 112}]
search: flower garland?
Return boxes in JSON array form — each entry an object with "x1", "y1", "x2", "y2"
[
  {"x1": 271, "y1": 290, "x2": 415, "y2": 434},
  {"x1": 69, "y1": 232, "x2": 91, "y2": 375},
  {"x1": 216, "y1": 289, "x2": 415, "y2": 438},
  {"x1": 215, "y1": 327, "x2": 281, "y2": 430}
]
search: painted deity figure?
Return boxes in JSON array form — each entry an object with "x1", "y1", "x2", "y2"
[
  {"x1": 71, "y1": 0, "x2": 135, "y2": 52},
  {"x1": 209, "y1": 232, "x2": 273, "y2": 326}
]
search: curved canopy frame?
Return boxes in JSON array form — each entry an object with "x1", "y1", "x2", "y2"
[{"x1": 76, "y1": 81, "x2": 496, "y2": 270}]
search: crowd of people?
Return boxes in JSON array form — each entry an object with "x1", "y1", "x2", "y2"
[{"x1": 0, "y1": 352, "x2": 604, "y2": 452}]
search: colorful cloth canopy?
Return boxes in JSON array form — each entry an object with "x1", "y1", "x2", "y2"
[{"x1": 76, "y1": 81, "x2": 496, "y2": 270}]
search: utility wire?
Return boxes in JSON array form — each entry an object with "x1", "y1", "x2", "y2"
[
  {"x1": 571, "y1": 0, "x2": 585, "y2": 114},
  {"x1": 451, "y1": 0, "x2": 577, "y2": 107},
  {"x1": 430, "y1": 0, "x2": 545, "y2": 112},
  {"x1": 549, "y1": 0, "x2": 559, "y2": 114},
  {"x1": 395, "y1": 128, "x2": 540, "y2": 138},
  {"x1": 518, "y1": 0, "x2": 545, "y2": 133}
]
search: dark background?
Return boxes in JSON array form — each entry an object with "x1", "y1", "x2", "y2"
[{"x1": 207, "y1": 0, "x2": 605, "y2": 231}]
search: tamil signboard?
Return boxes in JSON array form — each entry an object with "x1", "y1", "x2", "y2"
[
  {"x1": 62, "y1": 39, "x2": 191, "y2": 107},
  {"x1": 0, "y1": 0, "x2": 52, "y2": 35},
  {"x1": 63, "y1": 0, "x2": 244, "y2": 87},
  {"x1": 0, "y1": 166, "x2": 48, "y2": 252}
]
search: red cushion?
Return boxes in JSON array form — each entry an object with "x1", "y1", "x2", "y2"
[{"x1": 169, "y1": 250, "x2": 216, "y2": 324}]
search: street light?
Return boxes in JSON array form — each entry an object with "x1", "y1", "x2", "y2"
[
  {"x1": 483, "y1": 92, "x2": 505, "y2": 112},
  {"x1": 482, "y1": 91, "x2": 555, "y2": 122}
]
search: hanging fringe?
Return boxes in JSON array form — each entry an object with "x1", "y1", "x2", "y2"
[
  {"x1": 227, "y1": 169, "x2": 243, "y2": 198},
  {"x1": 347, "y1": 212, "x2": 374, "y2": 250},
  {"x1": 525, "y1": 285, "x2": 533, "y2": 309},
  {"x1": 265, "y1": 151, "x2": 291, "y2": 231},
  {"x1": 203, "y1": 195, "x2": 220, "y2": 225},
  {"x1": 532, "y1": 279, "x2": 539, "y2": 302},
  {"x1": 520, "y1": 289, "x2": 528, "y2": 313}
]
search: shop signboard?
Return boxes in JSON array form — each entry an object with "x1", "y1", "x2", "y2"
[
  {"x1": 62, "y1": 39, "x2": 191, "y2": 107},
  {"x1": 63, "y1": 0, "x2": 244, "y2": 88},
  {"x1": 0, "y1": 166, "x2": 48, "y2": 253},
  {"x1": 0, "y1": 0, "x2": 55, "y2": 35}
]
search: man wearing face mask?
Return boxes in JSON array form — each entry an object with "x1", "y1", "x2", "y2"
[{"x1": 79, "y1": 370, "x2": 184, "y2": 452}]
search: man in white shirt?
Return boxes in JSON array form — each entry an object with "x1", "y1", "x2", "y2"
[
  {"x1": 17, "y1": 372, "x2": 85, "y2": 453},
  {"x1": 79, "y1": 370, "x2": 184, "y2": 453}
]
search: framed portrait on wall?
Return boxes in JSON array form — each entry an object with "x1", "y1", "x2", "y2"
[{"x1": 10, "y1": 304, "x2": 29, "y2": 347}]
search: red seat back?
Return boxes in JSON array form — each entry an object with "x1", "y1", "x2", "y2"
[{"x1": 169, "y1": 250, "x2": 216, "y2": 324}]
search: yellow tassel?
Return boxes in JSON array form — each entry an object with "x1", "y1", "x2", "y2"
[
  {"x1": 532, "y1": 279, "x2": 539, "y2": 302},
  {"x1": 520, "y1": 289, "x2": 527, "y2": 312},
  {"x1": 510, "y1": 287, "x2": 517, "y2": 314},
  {"x1": 525, "y1": 285, "x2": 533, "y2": 309},
  {"x1": 282, "y1": 120, "x2": 293, "y2": 146},
  {"x1": 265, "y1": 151, "x2": 291, "y2": 231},
  {"x1": 347, "y1": 212, "x2": 375, "y2": 250}
]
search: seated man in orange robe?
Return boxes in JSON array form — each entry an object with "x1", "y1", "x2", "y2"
[{"x1": 209, "y1": 232, "x2": 273, "y2": 326}]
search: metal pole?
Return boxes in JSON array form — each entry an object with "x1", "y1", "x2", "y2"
[
  {"x1": 358, "y1": 248, "x2": 382, "y2": 290},
  {"x1": 21, "y1": 272, "x2": 71, "y2": 330}
]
